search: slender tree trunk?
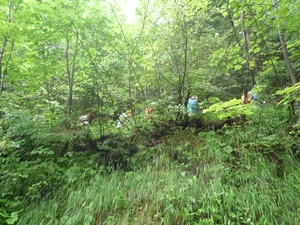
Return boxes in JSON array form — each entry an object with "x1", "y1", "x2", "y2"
[
  {"x1": 227, "y1": 0, "x2": 251, "y2": 107},
  {"x1": 0, "y1": 1, "x2": 13, "y2": 93},
  {"x1": 182, "y1": 24, "x2": 191, "y2": 124},
  {"x1": 66, "y1": 30, "x2": 79, "y2": 115},
  {"x1": 240, "y1": 8, "x2": 251, "y2": 105},
  {"x1": 0, "y1": 37, "x2": 7, "y2": 92},
  {"x1": 247, "y1": 6, "x2": 281, "y2": 85},
  {"x1": 272, "y1": 0, "x2": 300, "y2": 123},
  {"x1": 109, "y1": 2, "x2": 146, "y2": 107},
  {"x1": 178, "y1": 6, "x2": 192, "y2": 123}
]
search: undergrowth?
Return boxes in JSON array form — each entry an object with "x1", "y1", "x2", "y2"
[{"x1": 1, "y1": 105, "x2": 300, "y2": 224}]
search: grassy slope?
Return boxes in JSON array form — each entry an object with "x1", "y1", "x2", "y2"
[{"x1": 13, "y1": 106, "x2": 300, "y2": 224}]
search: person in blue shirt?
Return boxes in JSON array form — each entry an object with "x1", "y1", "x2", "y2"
[
  {"x1": 249, "y1": 89, "x2": 266, "y2": 104},
  {"x1": 249, "y1": 90, "x2": 258, "y2": 101},
  {"x1": 187, "y1": 96, "x2": 201, "y2": 116}
]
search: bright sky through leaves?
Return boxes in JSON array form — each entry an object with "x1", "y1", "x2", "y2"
[
  {"x1": 107, "y1": 0, "x2": 139, "y2": 23},
  {"x1": 123, "y1": 0, "x2": 138, "y2": 22}
]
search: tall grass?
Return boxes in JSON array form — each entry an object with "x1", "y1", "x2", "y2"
[
  {"x1": 16, "y1": 105, "x2": 300, "y2": 224},
  {"x1": 17, "y1": 154, "x2": 300, "y2": 225}
]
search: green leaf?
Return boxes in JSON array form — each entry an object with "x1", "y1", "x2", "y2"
[
  {"x1": 6, "y1": 212, "x2": 19, "y2": 225},
  {"x1": 234, "y1": 64, "x2": 242, "y2": 70}
]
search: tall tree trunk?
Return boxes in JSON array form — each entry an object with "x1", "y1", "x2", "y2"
[
  {"x1": 226, "y1": 0, "x2": 251, "y2": 105},
  {"x1": 0, "y1": 1, "x2": 13, "y2": 93},
  {"x1": 272, "y1": 0, "x2": 300, "y2": 123},
  {"x1": 0, "y1": 37, "x2": 7, "y2": 93},
  {"x1": 179, "y1": 6, "x2": 191, "y2": 123},
  {"x1": 240, "y1": 8, "x2": 251, "y2": 104},
  {"x1": 66, "y1": 30, "x2": 79, "y2": 115},
  {"x1": 182, "y1": 24, "x2": 191, "y2": 124}
]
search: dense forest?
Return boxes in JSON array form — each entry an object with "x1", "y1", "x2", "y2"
[{"x1": 1, "y1": 0, "x2": 300, "y2": 224}]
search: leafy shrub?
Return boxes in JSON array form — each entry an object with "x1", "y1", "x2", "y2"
[{"x1": 96, "y1": 135, "x2": 138, "y2": 168}]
